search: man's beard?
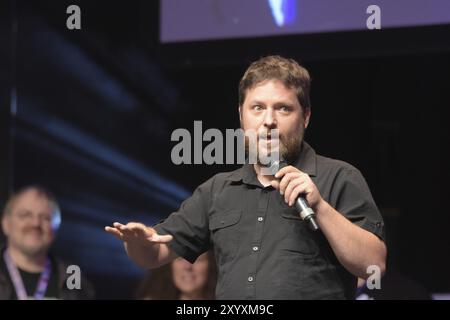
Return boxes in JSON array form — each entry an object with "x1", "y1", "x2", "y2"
[{"x1": 243, "y1": 124, "x2": 305, "y2": 165}]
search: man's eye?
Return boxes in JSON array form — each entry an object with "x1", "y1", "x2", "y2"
[
  {"x1": 17, "y1": 212, "x2": 31, "y2": 219},
  {"x1": 253, "y1": 105, "x2": 263, "y2": 111},
  {"x1": 280, "y1": 105, "x2": 291, "y2": 112}
]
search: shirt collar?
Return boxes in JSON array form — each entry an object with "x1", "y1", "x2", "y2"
[
  {"x1": 226, "y1": 163, "x2": 260, "y2": 186},
  {"x1": 292, "y1": 141, "x2": 317, "y2": 177}
]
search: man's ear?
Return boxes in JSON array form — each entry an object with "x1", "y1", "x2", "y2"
[
  {"x1": 238, "y1": 105, "x2": 243, "y2": 123},
  {"x1": 1, "y1": 214, "x2": 10, "y2": 237},
  {"x1": 303, "y1": 107, "x2": 311, "y2": 129}
]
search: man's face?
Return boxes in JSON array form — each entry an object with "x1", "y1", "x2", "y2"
[
  {"x1": 1, "y1": 190, "x2": 56, "y2": 257},
  {"x1": 239, "y1": 79, "x2": 310, "y2": 164}
]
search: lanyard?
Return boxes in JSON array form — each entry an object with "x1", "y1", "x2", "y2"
[{"x1": 3, "y1": 249, "x2": 52, "y2": 300}]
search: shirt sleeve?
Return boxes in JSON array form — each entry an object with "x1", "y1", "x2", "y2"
[
  {"x1": 333, "y1": 167, "x2": 386, "y2": 241},
  {"x1": 153, "y1": 178, "x2": 212, "y2": 263}
]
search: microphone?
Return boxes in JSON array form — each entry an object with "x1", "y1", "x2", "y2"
[{"x1": 268, "y1": 158, "x2": 320, "y2": 231}]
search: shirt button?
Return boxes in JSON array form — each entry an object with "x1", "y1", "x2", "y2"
[
  {"x1": 252, "y1": 246, "x2": 259, "y2": 252},
  {"x1": 248, "y1": 276, "x2": 254, "y2": 282},
  {"x1": 257, "y1": 217, "x2": 264, "y2": 222}
]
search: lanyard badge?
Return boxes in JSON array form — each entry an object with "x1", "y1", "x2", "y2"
[{"x1": 3, "y1": 249, "x2": 52, "y2": 300}]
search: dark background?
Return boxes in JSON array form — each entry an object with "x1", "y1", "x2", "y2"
[{"x1": 1, "y1": 0, "x2": 449, "y2": 299}]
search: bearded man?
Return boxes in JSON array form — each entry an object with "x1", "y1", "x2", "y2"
[{"x1": 106, "y1": 55, "x2": 386, "y2": 300}]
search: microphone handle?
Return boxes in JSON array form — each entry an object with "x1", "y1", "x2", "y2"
[
  {"x1": 295, "y1": 197, "x2": 320, "y2": 231},
  {"x1": 271, "y1": 159, "x2": 319, "y2": 231}
]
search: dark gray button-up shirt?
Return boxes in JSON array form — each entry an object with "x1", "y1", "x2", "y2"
[{"x1": 154, "y1": 141, "x2": 385, "y2": 300}]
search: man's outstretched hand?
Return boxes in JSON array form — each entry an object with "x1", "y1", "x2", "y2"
[{"x1": 105, "y1": 222, "x2": 173, "y2": 246}]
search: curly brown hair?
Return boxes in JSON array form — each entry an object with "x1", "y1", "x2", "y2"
[{"x1": 239, "y1": 55, "x2": 311, "y2": 111}]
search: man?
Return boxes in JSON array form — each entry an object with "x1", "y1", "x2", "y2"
[
  {"x1": 106, "y1": 55, "x2": 387, "y2": 299},
  {"x1": 0, "y1": 185, "x2": 94, "y2": 299}
]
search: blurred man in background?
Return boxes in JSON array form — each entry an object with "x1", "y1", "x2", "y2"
[{"x1": 0, "y1": 185, "x2": 94, "y2": 299}]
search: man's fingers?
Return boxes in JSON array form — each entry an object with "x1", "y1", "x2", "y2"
[
  {"x1": 288, "y1": 184, "x2": 307, "y2": 206},
  {"x1": 105, "y1": 226, "x2": 124, "y2": 240},
  {"x1": 284, "y1": 178, "x2": 305, "y2": 204},
  {"x1": 279, "y1": 172, "x2": 297, "y2": 195},
  {"x1": 283, "y1": 177, "x2": 299, "y2": 202},
  {"x1": 270, "y1": 180, "x2": 280, "y2": 189},
  {"x1": 113, "y1": 222, "x2": 125, "y2": 230},
  {"x1": 150, "y1": 233, "x2": 173, "y2": 243},
  {"x1": 274, "y1": 165, "x2": 292, "y2": 178},
  {"x1": 126, "y1": 225, "x2": 144, "y2": 234},
  {"x1": 106, "y1": 222, "x2": 169, "y2": 244},
  {"x1": 128, "y1": 224, "x2": 157, "y2": 239},
  {"x1": 105, "y1": 226, "x2": 115, "y2": 233},
  {"x1": 115, "y1": 222, "x2": 145, "y2": 235},
  {"x1": 275, "y1": 165, "x2": 303, "y2": 178},
  {"x1": 109, "y1": 223, "x2": 140, "y2": 240},
  {"x1": 121, "y1": 228, "x2": 138, "y2": 238},
  {"x1": 127, "y1": 222, "x2": 145, "y2": 230},
  {"x1": 105, "y1": 226, "x2": 122, "y2": 236}
]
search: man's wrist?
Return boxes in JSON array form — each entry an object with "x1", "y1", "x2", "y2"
[{"x1": 315, "y1": 199, "x2": 331, "y2": 219}]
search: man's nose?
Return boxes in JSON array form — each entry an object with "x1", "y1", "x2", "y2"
[
  {"x1": 263, "y1": 109, "x2": 277, "y2": 128},
  {"x1": 30, "y1": 215, "x2": 43, "y2": 227}
]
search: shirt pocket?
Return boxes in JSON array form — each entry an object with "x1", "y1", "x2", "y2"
[
  {"x1": 209, "y1": 209, "x2": 242, "y2": 266},
  {"x1": 280, "y1": 207, "x2": 320, "y2": 257}
]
